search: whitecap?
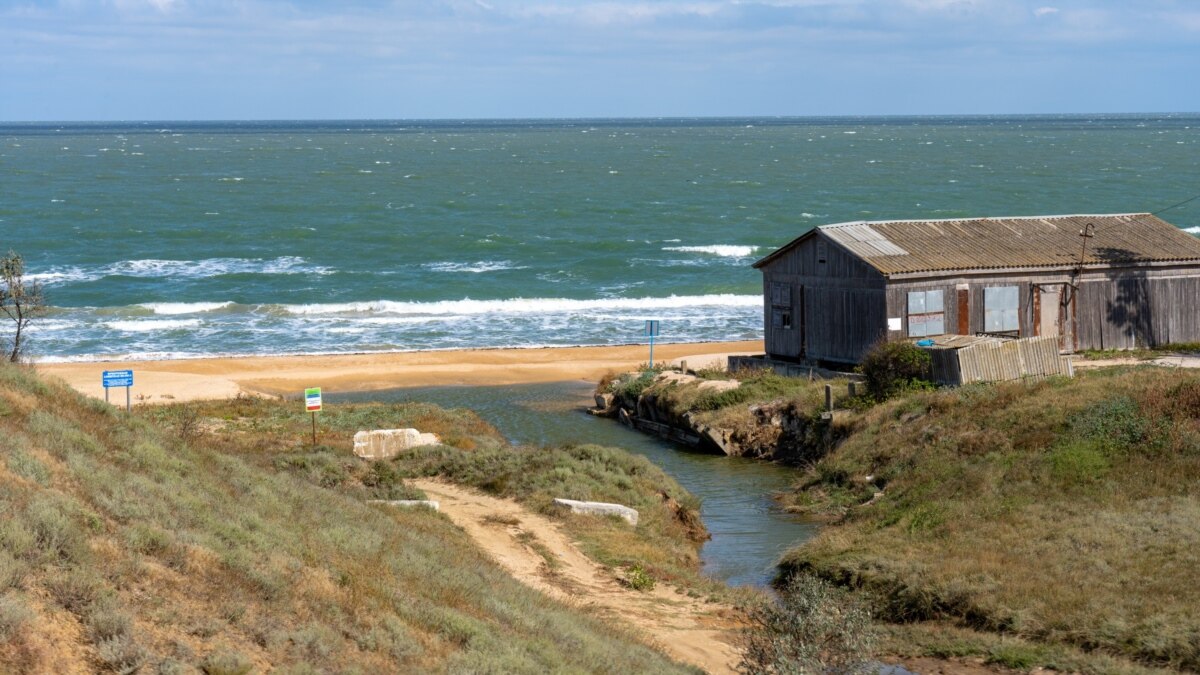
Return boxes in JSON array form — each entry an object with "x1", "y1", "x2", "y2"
[
  {"x1": 26, "y1": 269, "x2": 91, "y2": 284},
  {"x1": 280, "y1": 294, "x2": 762, "y2": 317},
  {"x1": 1185, "y1": 226, "x2": 1200, "y2": 235},
  {"x1": 138, "y1": 302, "x2": 234, "y2": 315},
  {"x1": 422, "y1": 261, "x2": 529, "y2": 274},
  {"x1": 662, "y1": 245, "x2": 760, "y2": 258}
]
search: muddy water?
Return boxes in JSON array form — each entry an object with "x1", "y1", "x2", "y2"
[{"x1": 339, "y1": 380, "x2": 816, "y2": 587}]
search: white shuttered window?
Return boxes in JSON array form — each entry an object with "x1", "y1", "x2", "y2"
[
  {"x1": 984, "y1": 286, "x2": 1020, "y2": 333},
  {"x1": 907, "y1": 290, "x2": 945, "y2": 337}
]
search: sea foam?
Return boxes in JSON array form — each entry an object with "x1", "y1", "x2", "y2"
[
  {"x1": 28, "y1": 257, "x2": 332, "y2": 285},
  {"x1": 106, "y1": 319, "x2": 203, "y2": 332},
  {"x1": 281, "y1": 294, "x2": 762, "y2": 317},
  {"x1": 422, "y1": 261, "x2": 530, "y2": 274},
  {"x1": 662, "y1": 245, "x2": 760, "y2": 257},
  {"x1": 139, "y1": 302, "x2": 234, "y2": 315}
]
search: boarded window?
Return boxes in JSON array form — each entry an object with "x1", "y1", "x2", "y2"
[
  {"x1": 772, "y1": 308, "x2": 793, "y2": 330},
  {"x1": 816, "y1": 241, "x2": 828, "y2": 264},
  {"x1": 984, "y1": 286, "x2": 1020, "y2": 333},
  {"x1": 907, "y1": 289, "x2": 945, "y2": 337},
  {"x1": 770, "y1": 282, "x2": 792, "y2": 307}
]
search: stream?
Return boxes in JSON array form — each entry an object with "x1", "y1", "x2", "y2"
[{"x1": 338, "y1": 380, "x2": 817, "y2": 587}]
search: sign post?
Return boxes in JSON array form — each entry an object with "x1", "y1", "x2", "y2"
[
  {"x1": 102, "y1": 370, "x2": 134, "y2": 412},
  {"x1": 644, "y1": 320, "x2": 660, "y2": 366},
  {"x1": 305, "y1": 387, "x2": 322, "y2": 446}
]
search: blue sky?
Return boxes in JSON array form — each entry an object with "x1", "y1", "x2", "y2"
[{"x1": 1, "y1": 0, "x2": 1197, "y2": 120}]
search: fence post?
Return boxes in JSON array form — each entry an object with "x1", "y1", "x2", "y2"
[{"x1": 824, "y1": 384, "x2": 833, "y2": 412}]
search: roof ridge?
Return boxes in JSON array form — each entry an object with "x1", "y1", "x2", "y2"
[{"x1": 818, "y1": 213, "x2": 1153, "y2": 229}]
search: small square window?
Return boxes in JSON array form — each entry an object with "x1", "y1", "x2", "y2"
[{"x1": 772, "y1": 309, "x2": 793, "y2": 330}]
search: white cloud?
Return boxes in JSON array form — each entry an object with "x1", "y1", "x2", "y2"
[
  {"x1": 1033, "y1": 6, "x2": 1059, "y2": 18},
  {"x1": 111, "y1": 0, "x2": 184, "y2": 12},
  {"x1": 515, "y1": 2, "x2": 725, "y2": 25}
]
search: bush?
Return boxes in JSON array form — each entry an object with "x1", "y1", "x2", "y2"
[
  {"x1": 0, "y1": 592, "x2": 34, "y2": 639},
  {"x1": 857, "y1": 341, "x2": 933, "y2": 401},
  {"x1": 1069, "y1": 395, "x2": 1150, "y2": 453},
  {"x1": 621, "y1": 563, "x2": 655, "y2": 591},
  {"x1": 739, "y1": 574, "x2": 876, "y2": 674},
  {"x1": 200, "y1": 649, "x2": 254, "y2": 675}
]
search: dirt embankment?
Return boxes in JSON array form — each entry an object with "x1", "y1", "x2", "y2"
[{"x1": 412, "y1": 479, "x2": 741, "y2": 675}]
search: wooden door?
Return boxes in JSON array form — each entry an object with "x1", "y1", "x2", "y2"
[{"x1": 957, "y1": 289, "x2": 969, "y2": 335}]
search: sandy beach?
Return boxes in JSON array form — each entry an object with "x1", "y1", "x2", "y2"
[{"x1": 38, "y1": 340, "x2": 763, "y2": 404}]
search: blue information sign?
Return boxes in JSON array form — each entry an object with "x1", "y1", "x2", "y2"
[{"x1": 102, "y1": 370, "x2": 134, "y2": 388}]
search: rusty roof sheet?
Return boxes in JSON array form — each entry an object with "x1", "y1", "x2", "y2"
[{"x1": 811, "y1": 213, "x2": 1200, "y2": 276}]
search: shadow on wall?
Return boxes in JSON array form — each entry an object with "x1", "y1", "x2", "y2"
[{"x1": 1095, "y1": 247, "x2": 1153, "y2": 348}]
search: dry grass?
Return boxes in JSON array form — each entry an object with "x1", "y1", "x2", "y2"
[
  {"x1": 0, "y1": 363, "x2": 699, "y2": 673},
  {"x1": 778, "y1": 366, "x2": 1200, "y2": 672}
]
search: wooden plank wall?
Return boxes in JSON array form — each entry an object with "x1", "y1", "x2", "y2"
[
  {"x1": 1075, "y1": 275, "x2": 1200, "y2": 349},
  {"x1": 926, "y1": 336, "x2": 1071, "y2": 386},
  {"x1": 760, "y1": 233, "x2": 886, "y2": 362}
]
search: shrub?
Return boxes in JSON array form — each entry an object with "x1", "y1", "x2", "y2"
[
  {"x1": 857, "y1": 341, "x2": 933, "y2": 401},
  {"x1": 200, "y1": 649, "x2": 254, "y2": 675},
  {"x1": 0, "y1": 592, "x2": 34, "y2": 639},
  {"x1": 1069, "y1": 395, "x2": 1149, "y2": 453},
  {"x1": 621, "y1": 563, "x2": 655, "y2": 591},
  {"x1": 611, "y1": 368, "x2": 662, "y2": 401},
  {"x1": 739, "y1": 574, "x2": 876, "y2": 675},
  {"x1": 45, "y1": 568, "x2": 107, "y2": 613},
  {"x1": 95, "y1": 633, "x2": 148, "y2": 673}
]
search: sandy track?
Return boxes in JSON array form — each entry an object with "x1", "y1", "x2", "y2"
[{"x1": 411, "y1": 479, "x2": 740, "y2": 675}]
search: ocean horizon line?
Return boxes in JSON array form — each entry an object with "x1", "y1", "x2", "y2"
[{"x1": 4, "y1": 111, "x2": 1200, "y2": 128}]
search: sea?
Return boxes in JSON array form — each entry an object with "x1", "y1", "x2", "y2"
[{"x1": 2, "y1": 115, "x2": 1198, "y2": 362}]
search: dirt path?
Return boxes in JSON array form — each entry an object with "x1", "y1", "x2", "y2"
[{"x1": 411, "y1": 479, "x2": 741, "y2": 675}]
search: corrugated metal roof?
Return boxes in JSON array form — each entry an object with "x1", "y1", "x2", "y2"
[{"x1": 796, "y1": 213, "x2": 1200, "y2": 276}]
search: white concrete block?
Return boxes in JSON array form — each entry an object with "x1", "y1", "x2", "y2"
[
  {"x1": 353, "y1": 428, "x2": 441, "y2": 460},
  {"x1": 553, "y1": 498, "x2": 639, "y2": 526}
]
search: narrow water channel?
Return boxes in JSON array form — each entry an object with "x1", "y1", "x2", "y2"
[{"x1": 338, "y1": 380, "x2": 817, "y2": 587}]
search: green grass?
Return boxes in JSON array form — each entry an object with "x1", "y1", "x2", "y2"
[
  {"x1": 777, "y1": 367, "x2": 1200, "y2": 672},
  {"x1": 1078, "y1": 341, "x2": 1200, "y2": 360},
  {"x1": 0, "y1": 363, "x2": 701, "y2": 673}
]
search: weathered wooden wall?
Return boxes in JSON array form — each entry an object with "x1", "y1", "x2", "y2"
[
  {"x1": 758, "y1": 233, "x2": 886, "y2": 363},
  {"x1": 1075, "y1": 274, "x2": 1200, "y2": 350}
]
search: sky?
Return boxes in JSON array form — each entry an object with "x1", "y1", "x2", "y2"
[{"x1": 1, "y1": 0, "x2": 1198, "y2": 120}]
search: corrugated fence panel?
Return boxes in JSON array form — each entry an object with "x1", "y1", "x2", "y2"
[{"x1": 926, "y1": 336, "x2": 1070, "y2": 386}]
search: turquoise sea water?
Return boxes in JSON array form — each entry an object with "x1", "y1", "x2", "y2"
[{"x1": 2, "y1": 116, "x2": 1198, "y2": 361}]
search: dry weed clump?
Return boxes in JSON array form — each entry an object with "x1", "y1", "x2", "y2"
[{"x1": 780, "y1": 367, "x2": 1200, "y2": 671}]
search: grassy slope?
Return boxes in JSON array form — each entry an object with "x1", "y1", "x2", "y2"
[
  {"x1": 777, "y1": 367, "x2": 1200, "y2": 673},
  {"x1": 0, "y1": 364, "x2": 701, "y2": 674},
  {"x1": 149, "y1": 394, "x2": 722, "y2": 600}
]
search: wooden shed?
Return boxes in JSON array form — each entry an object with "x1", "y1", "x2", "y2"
[{"x1": 752, "y1": 213, "x2": 1200, "y2": 364}]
